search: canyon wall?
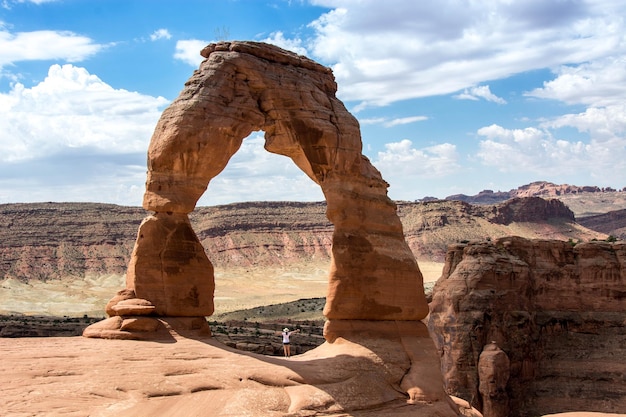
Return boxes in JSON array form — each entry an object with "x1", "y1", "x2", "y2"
[
  {"x1": 428, "y1": 236, "x2": 626, "y2": 416},
  {"x1": 1, "y1": 197, "x2": 606, "y2": 285}
]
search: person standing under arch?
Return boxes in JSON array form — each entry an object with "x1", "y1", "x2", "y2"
[{"x1": 281, "y1": 327, "x2": 300, "y2": 357}]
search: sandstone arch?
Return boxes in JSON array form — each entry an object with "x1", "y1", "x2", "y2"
[
  {"x1": 81, "y1": 41, "x2": 456, "y2": 414},
  {"x1": 93, "y1": 41, "x2": 428, "y2": 333},
  {"x1": 138, "y1": 41, "x2": 427, "y2": 322}
]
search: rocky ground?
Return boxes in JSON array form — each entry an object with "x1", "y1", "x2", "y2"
[{"x1": 0, "y1": 328, "x2": 463, "y2": 417}]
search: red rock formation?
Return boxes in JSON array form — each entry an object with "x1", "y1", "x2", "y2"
[
  {"x1": 478, "y1": 342, "x2": 510, "y2": 417},
  {"x1": 82, "y1": 42, "x2": 454, "y2": 414},
  {"x1": 513, "y1": 181, "x2": 602, "y2": 197},
  {"x1": 488, "y1": 197, "x2": 575, "y2": 224},
  {"x1": 444, "y1": 181, "x2": 618, "y2": 204},
  {"x1": 114, "y1": 40, "x2": 426, "y2": 323},
  {"x1": 428, "y1": 237, "x2": 626, "y2": 416},
  {"x1": 578, "y1": 208, "x2": 626, "y2": 240},
  {"x1": 125, "y1": 212, "x2": 215, "y2": 317}
]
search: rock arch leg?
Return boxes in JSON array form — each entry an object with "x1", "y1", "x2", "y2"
[
  {"x1": 126, "y1": 212, "x2": 215, "y2": 317},
  {"x1": 322, "y1": 176, "x2": 428, "y2": 321}
]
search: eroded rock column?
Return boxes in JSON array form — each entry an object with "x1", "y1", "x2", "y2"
[
  {"x1": 322, "y1": 173, "x2": 428, "y2": 321},
  {"x1": 125, "y1": 212, "x2": 215, "y2": 316},
  {"x1": 478, "y1": 342, "x2": 510, "y2": 417}
]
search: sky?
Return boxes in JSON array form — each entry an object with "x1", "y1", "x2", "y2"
[{"x1": 1, "y1": 0, "x2": 625, "y2": 206}]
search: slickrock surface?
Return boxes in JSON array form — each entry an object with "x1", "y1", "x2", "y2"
[
  {"x1": 0, "y1": 325, "x2": 460, "y2": 417},
  {"x1": 428, "y1": 237, "x2": 626, "y2": 417}
]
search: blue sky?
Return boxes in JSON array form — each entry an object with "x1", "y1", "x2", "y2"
[{"x1": 1, "y1": 0, "x2": 625, "y2": 206}]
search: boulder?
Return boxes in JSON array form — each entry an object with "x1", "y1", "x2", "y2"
[
  {"x1": 110, "y1": 298, "x2": 156, "y2": 316},
  {"x1": 105, "y1": 288, "x2": 136, "y2": 317}
]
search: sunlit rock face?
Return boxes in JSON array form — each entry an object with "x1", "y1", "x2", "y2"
[
  {"x1": 135, "y1": 40, "x2": 427, "y2": 321},
  {"x1": 429, "y1": 236, "x2": 626, "y2": 416},
  {"x1": 125, "y1": 213, "x2": 215, "y2": 317}
]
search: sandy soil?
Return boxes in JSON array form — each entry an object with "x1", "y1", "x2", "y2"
[{"x1": 0, "y1": 261, "x2": 444, "y2": 317}]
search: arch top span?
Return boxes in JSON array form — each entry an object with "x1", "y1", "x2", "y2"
[
  {"x1": 143, "y1": 41, "x2": 370, "y2": 214},
  {"x1": 130, "y1": 40, "x2": 427, "y2": 322}
]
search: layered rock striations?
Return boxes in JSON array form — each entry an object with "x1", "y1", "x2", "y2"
[
  {"x1": 0, "y1": 202, "x2": 139, "y2": 282},
  {"x1": 3, "y1": 197, "x2": 597, "y2": 284},
  {"x1": 191, "y1": 201, "x2": 333, "y2": 267},
  {"x1": 428, "y1": 236, "x2": 626, "y2": 416},
  {"x1": 578, "y1": 208, "x2": 626, "y2": 240},
  {"x1": 399, "y1": 197, "x2": 603, "y2": 262}
]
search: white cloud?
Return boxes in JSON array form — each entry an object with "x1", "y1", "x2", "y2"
[
  {"x1": 0, "y1": 154, "x2": 147, "y2": 205},
  {"x1": 542, "y1": 105, "x2": 626, "y2": 141},
  {"x1": 2, "y1": 0, "x2": 58, "y2": 7},
  {"x1": 150, "y1": 28, "x2": 171, "y2": 41},
  {"x1": 454, "y1": 85, "x2": 507, "y2": 104},
  {"x1": 358, "y1": 117, "x2": 387, "y2": 126},
  {"x1": 525, "y1": 56, "x2": 626, "y2": 107},
  {"x1": 174, "y1": 39, "x2": 209, "y2": 66},
  {"x1": 0, "y1": 64, "x2": 169, "y2": 162},
  {"x1": 260, "y1": 31, "x2": 308, "y2": 56},
  {"x1": 476, "y1": 123, "x2": 626, "y2": 183},
  {"x1": 359, "y1": 115, "x2": 428, "y2": 127},
  {"x1": 307, "y1": 0, "x2": 626, "y2": 107},
  {"x1": 514, "y1": 54, "x2": 626, "y2": 183},
  {"x1": 0, "y1": 64, "x2": 169, "y2": 204},
  {"x1": 370, "y1": 139, "x2": 460, "y2": 200},
  {"x1": 383, "y1": 116, "x2": 428, "y2": 127},
  {"x1": 0, "y1": 29, "x2": 102, "y2": 68},
  {"x1": 374, "y1": 139, "x2": 459, "y2": 178}
]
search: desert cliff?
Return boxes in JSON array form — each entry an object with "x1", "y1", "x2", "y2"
[
  {"x1": 429, "y1": 236, "x2": 626, "y2": 417},
  {"x1": 0, "y1": 195, "x2": 610, "y2": 317},
  {"x1": 0, "y1": 195, "x2": 608, "y2": 283}
]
